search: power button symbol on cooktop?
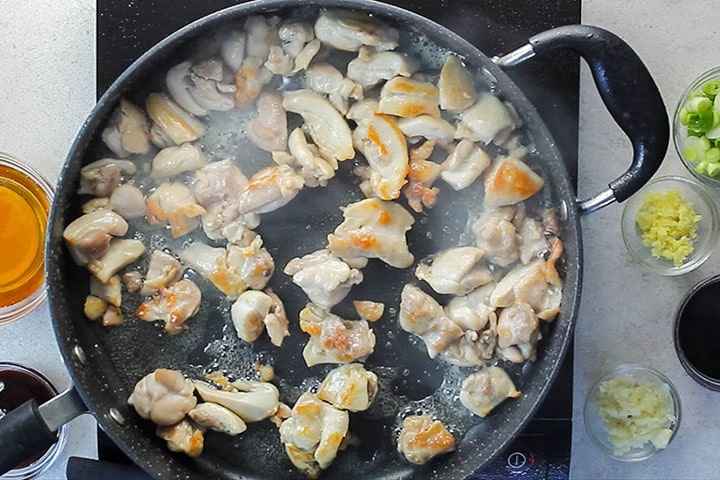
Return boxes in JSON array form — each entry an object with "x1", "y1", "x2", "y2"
[{"x1": 507, "y1": 452, "x2": 527, "y2": 469}]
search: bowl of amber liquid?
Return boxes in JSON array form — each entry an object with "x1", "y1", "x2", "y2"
[{"x1": 0, "y1": 152, "x2": 53, "y2": 324}]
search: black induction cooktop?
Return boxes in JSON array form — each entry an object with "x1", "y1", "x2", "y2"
[{"x1": 85, "y1": 1, "x2": 580, "y2": 479}]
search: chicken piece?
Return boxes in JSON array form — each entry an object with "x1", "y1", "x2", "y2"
[
  {"x1": 237, "y1": 164, "x2": 305, "y2": 215},
  {"x1": 63, "y1": 210, "x2": 129, "y2": 266},
  {"x1": 146, "y1": 93, "x2": 206, "y2": 145},
  {"x1": 403, "y1": 140, "x2": 441, "y2": 213},
  {"x1": 227, "y1": 233, "x2": 275, "y2": 290},
  {"x1": 438, "y1": 55, "x2": 477, "y2": 111},
  {"x1": 397, "y1": 416, "x2": 455, "y2": 465},
  {"x1": 140, "y1": 250, "x2": 183, "y2": 296},
  {"x1": 346, "y1": 98, "x2": 379, "y2": 124},
  {"x1": 188, "y1": 402, "x2": 248, "y2": 436},
  {"x1": 305, "y1": 62, "x2": 363, "y2": 115},
  {"x1": 265, "y1": 45, "x2": 293, "y2": 75},
  {"x1": 442, "y1": 327, "x2": 497, "y2": 367},
  {"x1": 264, "y1": 289, "x2": 290, "y2": 347},
  {"x1": 472, "y1": 207, "x2": 520, "y2": 267},
  {"x1": 194, "y1": 380, "x2": 279, "y2": 422},
  {"x1": 156, "y1": 419, "x2": 204, "y2": 458},
  {"x1": 444, "y1": 282, "x2": 496, "y2": 332},
  {"x1": 220, "y1": 29, "x2": 246, "y2": 72},
  {"x1": 346, "y1": 47, "x2": 417, "y2": 88},
  {"x1": 136, "y1": 279, "x2": 202, "y2": 334},
  {"x1": 150, "y1": 143, "x2": 206, "y2": 179},
  {"x1": 286, "y1": 128, "x2": 338, "y2": 187},
  {"x1": 89, "y1": 274, "x2": 121, "y2": 307},
  {"x1": 490, "y1": 254, "x2": 563, "y2": 321},
  {"x1": 123, "y1": 271, "x2": 143, "y2": 293},
  {"x1": 187, "y1": 59, "x2": 236, "y2": 111},
  {"x1": 146, "y1": 182, "x2": 206, "y2": 238},
  {"x1": 83, "y1": 295, "x2": 107, "y2": 321},
  {"x1": 440, "y1": 139, "x2": 491, "y2": 191},
  {"x1": 317, "y1": 364, "x2": 378, "y2": 412},
  {"x1": 314, "y1": 10, "x2": 399, "y2": 52},
  {"x1": 279, "y1": 21, "x2": 315, "y2": 57},
  {"x1": 460, "y1": 366, "x2": 521, "y2": 417},
  {"x1": 353, "y1": 300, "x2": 384, "y2": 322},
  {"x1": 109, "y1": 184, "x2": 146, "y2": 220},
  {"x1": 398, "y1": 284, "x2": 464, "y2": 359},
  {"x1": 284, "y1": 249, "x2": 363, "y2": 311},
  {"x1": 231, "y1": 290, "x2": 273, "y2": 343},
  {"x1": 127, "y1": 369, "x2": 197, "y2": 426},
  {"x1": 279, "y1": 392, "x2": 350, "y2": 479},
  {"x1": 81, "y1": 197, "x2": 110, "y2": 214},
  {"x1": 166, "y1": 61, "x2": 208, "y2": 116},
  {"x1": 415, "y1": 247, "x2": 491, "y2": 296},
  {"x1": 353, "y1": 113, "x2": 409, "y2": 200},
  {"x1": 299, "y1": 303, "x2": 376, "y2": 366},
  {"x1": 483, "y1": 157, "x2": 544, "y2": 207},
  {"x1": 102, "y1": 304, "x2": 124, "y2": 327},
  {"x1": 101, "y1": 98, "x2": 151, "y2": 157},
  {"x1": 88, "y1": 239, "x2": 146, "y2": 284},
  {"x1": 77, "y1": 159, "x2": 137, "y2": 197},
  {"x1": 234, "y1": 56, "x2": 274, "y2": 104},
  {"x1": 282, "y1": 89, "x2": 355, "y2": 162},
  {"x1": 247, "y1": 92, "x2": 288, "y2": 152},
  {"x1": 496, "y1": 301, "x2": 539, "y2": 349},
  {"x1": 245, "y1": 15, "x2": 280, "y2": 60},
  {"x1": 455, "y1": 92, "x2": 516, "y2": 145},
  {"x1": 327, "y1": 198, "x2": 414, "y2": 268},
  {"x1": 518, "y1": 217, "x2": 549, "y2": 265},
  {"x1": 397, "y1": 115, "x2": 455, "y2": 144},
  {"x1": 378, "y1": 76, "x2": 441, "y2": 119}
]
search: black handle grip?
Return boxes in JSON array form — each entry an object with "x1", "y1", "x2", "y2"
[
  {"x1": 0, "y1": 400, "x2": 58, "y2": 475},
  {"x1": 529, "y1": 25, "x2": 668, "y2": 203},
  {"x1": 67, "y1": 457, "x2": 153, "y2": 480}
]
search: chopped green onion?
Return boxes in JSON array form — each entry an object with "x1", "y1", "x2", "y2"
[
  {"x1": 687, "y1": 95, "x2": 713, "y2": 112},
  {"x1": 686, "y1": 110, "x2": 715, "y2": 133},
  {"x1": 695, "y1": 160, "x2": 708, "y2": 175},
  {"x1": 707, "y1": 162, "x2": 720, "y2": 177},
  {"x1": 702, "y1": 80, "x2": 720, "y2": 99},
  {"x1": 707, "y1": 148, "x2": 720, "y2": 163}
]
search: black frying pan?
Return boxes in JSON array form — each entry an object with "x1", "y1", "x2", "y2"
[{"x1": 0, "y1": 0, "x2": 668, "y2": 478}]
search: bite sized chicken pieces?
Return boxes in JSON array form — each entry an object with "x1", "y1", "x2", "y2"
[
  {"x1": 136, "y1": 279, "x2": 202, "y2": 334},
  {"x1": 353, "y1": 113, "x2": 409, "y2": 200},
  {"x1": 220, "y1": 29, "x2": 246, "y2": 72},
  {"x1": 146, "y1": 93, "x2": 206, "y2": 145},
  {"x1": 146, "y1": 182, "x2": 206, "y2": 238},
  {"x1": 81, "y1": 197, "x2": 110, "y2": 214},
  {"x1": 353, "y1": 300, "x2": 385, "y2": 322},
  {"x1": 264, "y1": 289, "x2": 290, "y2": 347},
  {"x1": 109, "y1": 184, "x2": 146, "y2": 220},
  {"x1": 77, "y1": 158, "x2": 137, "y2": 198},
  {"x1": 518, "y1": 217, "x2": 549, "y2": 265},
  {"x1": 415, "y1": 247, "x2": 491, "y2": 296},
  {"x1": 141, "y1": 250, "x2": 183, "y2": 296},
  {"x1": 403, "y1": 140, "x2": 442, "y2": 213},
  {"x1": 188, "y1": 402, "x2": 248, "y2": 436},
  {"x1": 128, "y1": 369, "x2": 197, "y2": 426},
  {"x1": 438, "y1": 55, "x2": 477, "y2": 111},
  {"x1": 188, "y1": 59, "x2": 237, "y2": 111},
  {"x1": 314, "y1": 9, "x2": 399, "y2": 52},
  {"x1": 83, "y1": 295, "x2": 107, "y2": 321},
  {"x1": 227, "y1": 234, "x2": 275, "y2": 290},
  {"x1": 284, "y1": 249, "x2": 363, "y2": 311},
  {"x1": 101, "y1": 98, "x2": 151, "y2": 158},
  {"x1": 483, "y1": 157, "x2": 544, "y2": 208},
  {"x1": 398, "y1": 284, "x2": 463, "y2": 359},
  {"x1": 194, "y1": 379, "x2": 279, "y2": 422},
  {"x1": 234, "y1": 56, "x2": 274, "y2": 104},
  {"x1": 279, "y1": 21, "x2": 315, "y2": 58},
  {"x1": 346, "y1": 47, "x2": 417, "y2": 88},
  {"x1": 496, "y1": 301, "x2": 539, "y2": 350},
  {"x1": 286, "y1": 128, "x2": 338, "y2": 187},
  {"x1": 305, "y1": 63, "x2": 363, "y2": 115},
  {"x1": 88, "y1": 239, "x2": 146, "y2": 284},
  {"x1": 442, "y1": 327, "x2": 497, "y2": 367},
  {"x1": 247, "y1": 92, "x2": 288, "y2": 152},
  {"x1": 102, "y1": 304, "x2": 124, "y2": 327},
  {"x1": 231, "y1": 290, "x2": 273, "y2": 343},
  {"x1": 279, "y1": 392, "x2": 350, "y2": 479},
  {"x1": 156, "y1": 419, "x2": 205, "y2": 458},
  {"x1": 444, "y1": 282, "x2": 497, "y2": 332},
  {"x1": 460, "y1": 366, "x2": 521, "y2": 418},
  {"x1": 89, "y1": 275, "x2": 121, "y2": 307},
  {"x1": 378, "y1": 76, "x2": 441, "y2": 119},
  {"x1": 237, "y1": 164, "x2": 305, "y2": 215},
  {"x1": 397, "y1": 115, "x2": 455, "y2": 144},
  {"x1": 299, "y1": 303, "x2": 376, "y2": 366},
  {"x1": 63, "y1": 210, "x2": 128, "y2": 266},
  {"x1": 317, "y1": 363, "x2": 378, "y2": 412},
  {"x1": 472, "y1": 207, "x2": 520, "y2": 267},
  {"x1": 150, "y1": 143, "x2": 206, "y2": 179},
  {"x1": 441, "y1": 139, "x2": 491, "y2": 191},
  {"x1": 327, "y1": 198, "x2": 414, "y2": 269},
  {"x1": 397, "y1": 415, "x2": 455, "y2": 465},
  {"x1": 455, "y1": 92, "x2": 516, "y2": 145}
]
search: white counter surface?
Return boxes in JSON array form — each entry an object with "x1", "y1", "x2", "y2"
[{"x1": 1, "y1": 1, "x2": 718, "y2": 479}]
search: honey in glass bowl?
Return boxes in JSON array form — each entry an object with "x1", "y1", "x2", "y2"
[{"x1": 0, "y1": 152, "x2": 53, "y2": 324}]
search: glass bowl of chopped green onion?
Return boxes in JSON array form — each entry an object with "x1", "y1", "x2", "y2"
[
  {"x1": 584, "y1": 364, "x2": 681, "y2": 462},
  {"x1": 674, "y1": 66, "x2": 720, "y2": 184},
  {"x1": 621, "y1": 175, "x2": 718, "y2": 275}
]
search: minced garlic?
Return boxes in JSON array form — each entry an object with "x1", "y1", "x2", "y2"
[
  {"x1": 635, "y1": 189, "x2": 701, "y2": 267},
  {"x1": 595, "y1": 376, "x2": 676, "y2": 456}
]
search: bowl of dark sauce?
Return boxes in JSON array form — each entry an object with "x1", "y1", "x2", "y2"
[{"x1": 675, "y1": 275, "x2": 720, "y2": 390}]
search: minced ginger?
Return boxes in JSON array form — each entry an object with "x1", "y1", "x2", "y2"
[{"x1": 636, "y1": 189, "x2": 701, "y2": 267}]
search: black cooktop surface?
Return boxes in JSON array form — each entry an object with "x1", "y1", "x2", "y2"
[{"x1": 91, "y1": 1, "x2": 579, "y2": 479}]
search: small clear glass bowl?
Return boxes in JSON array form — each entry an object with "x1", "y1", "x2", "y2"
[
  {"x1": 584, "y1": 364, "x2": 681, "y2": 462},
  {"x1": 621, "y1": 175, "x2": 718, "y2": 276},
  {"x1": 674, "y1": 66, "x2": 720, "y2": 187}
]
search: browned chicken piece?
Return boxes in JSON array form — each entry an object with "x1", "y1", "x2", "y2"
[
  {"x1": 156, "y1": 419, "x2": 205, "y2": 458},
  {"x1": 403, "y1": 140, "x2": 441, "y2": 213},
  {"x1": 440, "y1": 139, "x2": 491, "y2": 191},
  {"x1": 483, "y1": 156, "x2": 544, "y2": 208},
  {"x1": 146, "y1": 182, "x2": 206, "y2": 238},
  {"x1": 472, "y1": 206, "x2": 520, "y2": 267},
  {"x1": 146, "y1": 93, "x2": 206, "y2": 145},
  {"x1": 264, "y1": 289, "x2": 290, "y2": 347},
  {"x1": 77, "y1": 159, "x2": 137, "y2": 197},
  {"x1": 398, "y1": 284, "x2": 463, "y2": 359},
  {"x1": 141, "y1": 250, "x2": 183, "y2": 296},
  {"x1": 314, "y1": 9, "x2": 399, "y2": 52},
  {"x1": 460, "y1": 366, "x2": 521, "y2": 417},
  {"x1": 101, "y1": 97, "x2": 151, "y2": 158},
  {"x1": 63, "y1": 210, "x2": 128, "y2": 266},
  {"x1": 437, "y1": 55, "x2": 477, "y2": 111},
  {"x1": 397, "y1": 415, "x2": 455, "y2": 465},
  {"x1": 101, "y1": 304, "x2": 124, "y2": 327},
  {"x1": 136, "y1": 279, "x2": 202, "y2": 334},
  {"x1": 378, "y1": 76, "x2": 440, "y2": 118},
  {"x1": 317, "y1": 363, "x2": 378, "y2": 412},
  {"x1": 442, "y1": 326, "x2": 497, "y2": 367},
  {"x1": 496, "y1": 301, "x2": 540, "y2": 364},
  {"x1": 231, "y1": 290, "x2": 273, "y2": 343},
  {"x1": 247, "y1": 92, "x2": 288, "y2": 152},
  {"x1": 444, "y1": 282, "x2": 496, "y2": 332},
  {"x1": 353, "y1": 300, "x2": 385, "y2": 322},
  {"x1": 188, "y1": 402, "x2": 247, "y2": 436},
  {"x1": 518, "y1": 216, "x2": 549, "y2": 265},
  {"x1": 415, "y1": 246, "x2": 492, "y2": 296},
  {"x1": 127, "y1": 369, "x2": 197, "y2": 426},
  {"x1": 237, "y1": 164, "x2": 305, "y2": 215},
  {"x1": 87, "y1": 239, "x2": 146, "y2": 284}
]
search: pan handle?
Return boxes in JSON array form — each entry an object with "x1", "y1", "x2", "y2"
[
  {"x1": 0, "y1": 387, "x2": 87, "y2": 476},
  {"x1": 494, "y1": 25, "x2": 669, "y2": 215}
]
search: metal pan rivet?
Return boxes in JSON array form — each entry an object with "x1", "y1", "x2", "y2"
[
  {"x1": 109, "y1": 408, "x2": 125, "y2": 425},
  {"x1": 72, "y1": 345, "x2": 87, "y2": 365},
  {"x1": 559, "y1": 200, "x2": 569, "y2": 221}
]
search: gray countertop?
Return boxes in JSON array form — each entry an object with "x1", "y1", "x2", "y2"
[{"x1": 1, "y1": 0, "x2": 718, "y2": 478}]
